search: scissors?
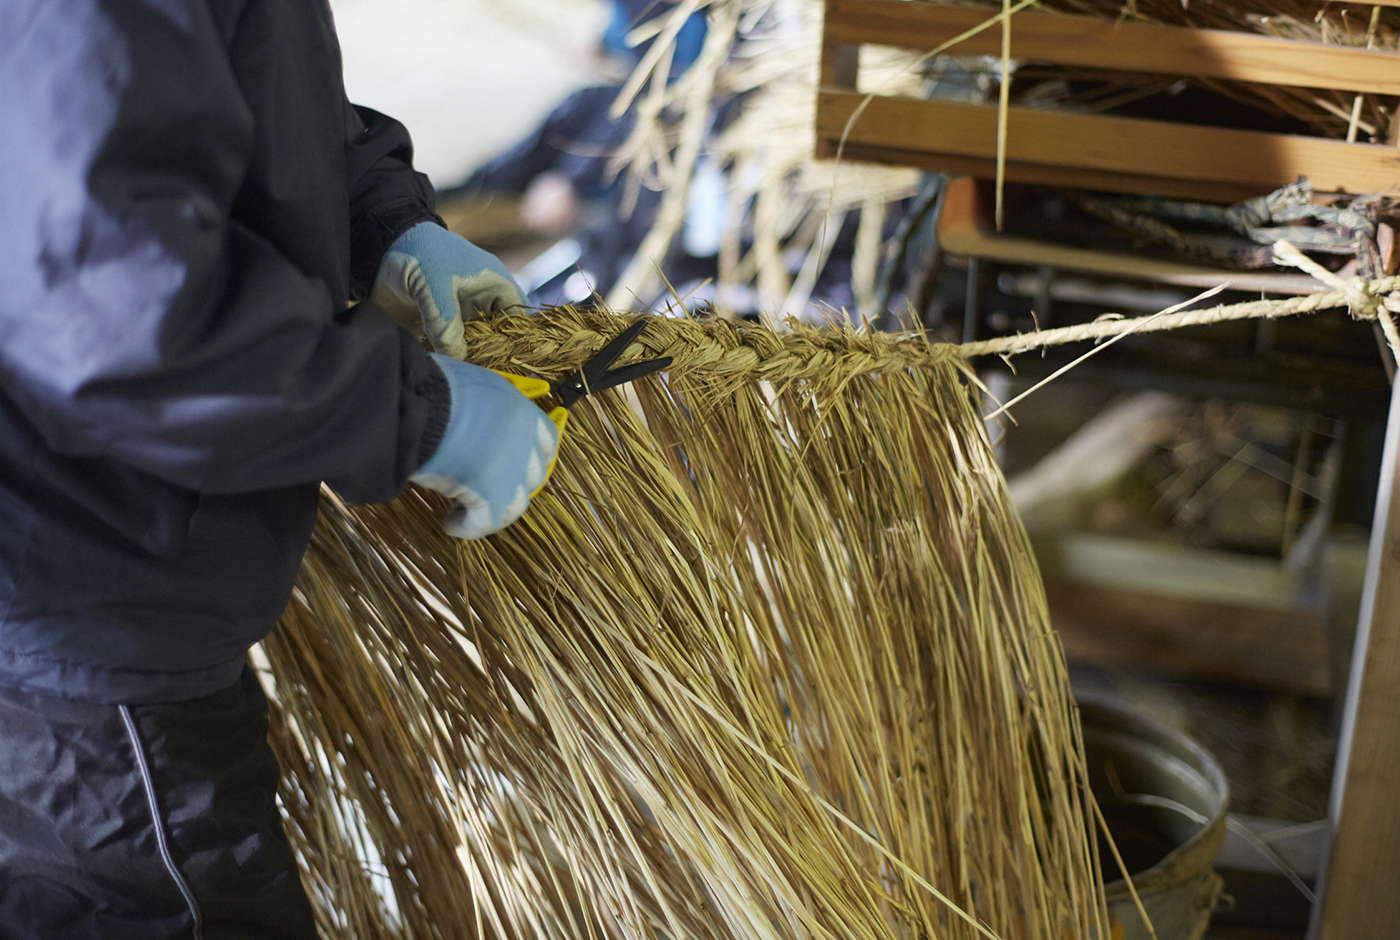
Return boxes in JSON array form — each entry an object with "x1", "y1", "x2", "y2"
[{"x1": 494, "y1": 319, "x2": 672, "y2": 491}]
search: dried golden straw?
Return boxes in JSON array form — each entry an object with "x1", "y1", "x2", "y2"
[{"x1": 262, "y1": 307, "x2": 1111, "y2": 940}]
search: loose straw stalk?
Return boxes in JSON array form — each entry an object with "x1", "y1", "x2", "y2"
[{"x1": 262, "y1": 308, "x2": 1111, "y2": 940}]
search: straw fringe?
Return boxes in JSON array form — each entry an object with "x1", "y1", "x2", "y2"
[{"x1": 264, "y1": 306, "x2": 1112, "y2": 940}]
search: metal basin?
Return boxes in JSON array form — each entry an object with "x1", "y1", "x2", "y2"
[{"x1": 1079, "y1": 696, "x2": 1230, "y2": 940}]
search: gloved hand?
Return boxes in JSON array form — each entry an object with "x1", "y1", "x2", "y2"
[
  {"x1": 411, "y1": 354, "x2": 560, "y2": 539},
  {"x1": 373, "y1": 222, "x2": 526, "y2": 359}
]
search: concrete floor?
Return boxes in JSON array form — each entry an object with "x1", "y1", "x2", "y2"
[{"x1": 331, "y1": 0, "x2": 609, "y2": 188}]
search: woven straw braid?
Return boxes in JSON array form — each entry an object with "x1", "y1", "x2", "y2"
[{"x1": 459, "y1": 308, "x2": 962, "y2": 382}]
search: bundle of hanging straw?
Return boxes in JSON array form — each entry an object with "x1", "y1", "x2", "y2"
[{"x1": 260, "y1": 306, "x2": 1112, "y2": 940}]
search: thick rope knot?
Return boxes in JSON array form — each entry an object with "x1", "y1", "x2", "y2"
[
  {"x1": 1267, "y1": 239, "x2": 1400, "y2": 364},
  {"x1": 1272, "y1": 239, "x2": 1382, "y2": 320},
  {"x1": 1345, "y1": 277, "x2": 1385, "y2": 321}
]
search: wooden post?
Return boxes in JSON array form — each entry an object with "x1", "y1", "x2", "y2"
[{"x1": 1312, "y1": 374, "x2": 1400, "y2": 937}]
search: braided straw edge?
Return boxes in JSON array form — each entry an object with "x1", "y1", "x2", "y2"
[{"x1": 459, "y1": 307, "x2": 964, "y2": 382}]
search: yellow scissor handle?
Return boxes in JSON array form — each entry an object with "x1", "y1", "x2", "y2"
[{"x1": 494, "y1": 370, "x2": 569, "y2": 497}]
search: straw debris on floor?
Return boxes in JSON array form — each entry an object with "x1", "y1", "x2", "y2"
[{"x1": 260, "y1": 307, "x2": 1112, "y2": 940}]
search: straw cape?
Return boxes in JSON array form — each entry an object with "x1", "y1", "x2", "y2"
[{"x1": 260, "y1": 307, "x2": 1111, "y2": 940}]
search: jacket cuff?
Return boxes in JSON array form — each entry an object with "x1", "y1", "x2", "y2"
[
  {"x1": 414, "y1": 354, "x2": 452, "y2": 470},
  {"x1": 348, "y1": 198, "x2": 447, "y2": 303}
]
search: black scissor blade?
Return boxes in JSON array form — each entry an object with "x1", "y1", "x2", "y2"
[
  {"x1": 589, "y1": 357, "x2": 673, "y2": 395},
  {"x1": 555, "y1": 357, "x2": 672, "y2": 409},
  {"x1": 579, "y1": 320, "x2": 650, "y2": 387},
  {"x1": 554, "y1": 320, "x2": 654, "y2": 407}
]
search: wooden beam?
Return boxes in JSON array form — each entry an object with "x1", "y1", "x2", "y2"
[
  {"x1": 824, "y1": 0, "x2": 1400, "y2": 96},
  {"x1": 819, "y1": 32, "x2": 859, "y2": 91},
  {"x1": 816, "y1": 91, "x2": 1400, "y2": 195},
  {"x1": 1047, "y1": 580, "x2": 1332, "y2": 697},
  {"x1": 836, "y1": 141, "x2": 1268, "y2": 203},
  {"x1": 1313, "y1": 376, "x2": 1400, "y2": 937}
]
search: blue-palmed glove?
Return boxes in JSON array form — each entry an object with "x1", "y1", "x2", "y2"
[
  {"x1": 373, "y1": 222, "x2": 526, "y2": 359},
  {"x1": 412, "y1": 355, "x2": 561, "y2": 539}
]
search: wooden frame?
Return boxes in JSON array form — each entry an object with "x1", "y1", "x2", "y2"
[
  {"x1": 936, "y1": 177, "x2": 1327, "y2": 293},
  {"x1": 825, "y1": 1, "x2": 1400, "y2": 96},
  {"x1": 817, "y1": 0, "x2": 1400, "y2": 200}
]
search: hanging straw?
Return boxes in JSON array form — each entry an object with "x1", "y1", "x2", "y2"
[{"x1": 263, "y1": 306, "x2": 1113, "y2": 940}]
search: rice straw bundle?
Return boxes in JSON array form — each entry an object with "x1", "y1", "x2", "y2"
[{"x1": 261, "y1": 307, "x2": 1110, "y2": 940}]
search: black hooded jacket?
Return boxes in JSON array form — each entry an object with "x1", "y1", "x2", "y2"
[{"x1": 0, "y1": 0, "x2": 450, "y2": 702}]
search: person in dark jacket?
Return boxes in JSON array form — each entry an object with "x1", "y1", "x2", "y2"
[{"x1": 0, "y1": 0, "x2": 555, "y2": 935}]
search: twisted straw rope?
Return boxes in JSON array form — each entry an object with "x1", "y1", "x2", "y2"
[{"x1": 960, "y1": 263, "x2": 1400, "y2": 359}]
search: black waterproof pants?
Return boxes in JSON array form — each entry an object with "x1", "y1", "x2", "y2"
[{"x1": 0, "y1": 667, "x2": 319, "y2": 939}]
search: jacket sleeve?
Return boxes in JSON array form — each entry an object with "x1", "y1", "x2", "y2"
[
  {"x1": 344, "y1": 102, "x2": 448, "y2": 303},
  {"x1": 0, "y1": 0, "x2": 448, "y2": 505}
]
